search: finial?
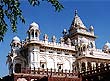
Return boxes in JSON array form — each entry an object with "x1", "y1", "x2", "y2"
[
  {"x1": 62, "y1": 29, "x2": 67, "y2": 35},
  {"x1": 75, "y1": 9, "x2": 78, "y2": 16}
]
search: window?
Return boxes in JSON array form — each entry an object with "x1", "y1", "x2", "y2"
[
  {"x1": 15, "y1": 63, "x2": 21, "y2": 73},
  {"x1": 32, "y1": 31, "x2": 34, "y2": 38},
  {"x1": 57, "y1": 52, "x2": 61, "y2": 54},
  {"x1": 41, "y1": 64, "x2": 44, "y2": 68},
  {"x1": 35, "y1": 32, "x2": 38, "y2": 37},
  {"x1": 72, "y1": 54, "x2": 75, "y2": 56},
  {"x1": 49, "y1": 51, "x2": 53, "y2": 53},
  {"x1": 40, "y1": 49, "x2": 45, "y2": 52},
  {"x1": 87, "y1": 62, "x2": 92, "y2": 71},
  {"x1": 58, "y1": 65, "x2": 61, "y2": 69},
  {"x1": 83, "y1": 45, "x2": 86, "y2": 51},
  {"x1": 57, "y1": 64, "x2": 63, "y2": 70},
  {"x1": 40, "y1": 62, "x2": 46, "y2": 69},
  {"x1": 65, "y1": 53, "x2": 69, "y2": 55},
  {"x1": 90, "y1": 42, "x2": 93, "y2": 48},
  {"x1": 81, "y1": 62, "x2": 86, "y2": 71}
]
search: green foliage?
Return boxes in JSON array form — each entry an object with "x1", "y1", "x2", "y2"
[{"x1": 0, "y1": 0, "x2": 63, "y2": 41}]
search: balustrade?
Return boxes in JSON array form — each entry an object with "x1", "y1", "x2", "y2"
[{"x1": 20, "y1": 67, "x2": 79, "y2": 77}]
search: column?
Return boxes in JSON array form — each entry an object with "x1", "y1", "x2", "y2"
[{"x1": 85, "y1": 62, "x2": 88, "y2": 71}]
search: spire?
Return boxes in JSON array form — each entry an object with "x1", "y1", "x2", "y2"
[
  {"x1": 75, "y1": 9, "x2": 78, "y2": 16},
  {"x1": 71, "y1": 10, "x2": 86, "y2": 29}
]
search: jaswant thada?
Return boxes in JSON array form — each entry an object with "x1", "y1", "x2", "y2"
[{"x1": 5, "y1": 10, "x2": 110, "y2": 81}]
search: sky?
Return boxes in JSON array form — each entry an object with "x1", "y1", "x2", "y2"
[{"x1": 0, "y1": 0, "x2": 110, "y2": 77}]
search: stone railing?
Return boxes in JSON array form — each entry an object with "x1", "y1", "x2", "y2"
[{"x1": 21, "y1": 68, "x2": 79, "y2": 77}]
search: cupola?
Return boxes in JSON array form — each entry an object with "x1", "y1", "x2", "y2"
[
  {"x1": 28, "y1": 22, "x2": 40, "y2": 41},
  {"x1": 11, "y1": 36, "x2": 21, "y2": 48},
  {"x1": 89, "y1": 25, "x2": 94, "y2": 35}
]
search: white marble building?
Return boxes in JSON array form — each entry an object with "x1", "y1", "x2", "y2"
[{"x1": 7, "y1": 10, "x2": 110, "y2": 74}]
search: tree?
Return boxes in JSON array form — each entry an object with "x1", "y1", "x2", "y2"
[{"x1": 0, "y1": 0, "x2": 64, "y2": 41}]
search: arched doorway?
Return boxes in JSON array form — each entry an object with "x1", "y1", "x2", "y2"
[{"x1": 15, "y1": 63, "x2": 21, "y2": 73}]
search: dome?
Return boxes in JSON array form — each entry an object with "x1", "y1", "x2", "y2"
[
  {"x1": 81, "y1": 37, "x2": 88, "y2": 43},
  {"x1": 104, "y1": 41, "x2": 110, "y2": 49},
  {"x1": 13, "y1": 36, "x2": 20, "y2": 42},
  {"x1": 30, "y1": 22, "x2": 39, "y2": 30},
  {"x1": 89, "y1": 25, "x2": 94, "y2": 31}
]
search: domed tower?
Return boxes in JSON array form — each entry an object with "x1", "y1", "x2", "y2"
[
  {"x1": 8, "y1": 36, "x2": 21, "y2": 74},
  {"x1": 26, "y1": 22, "x2": 41, "y2": 69},
  {"x1": 27, "y1": 22, "x2": 40, "y2": 41},
  {"x1": 10, "y1": 36, "x2": 21, "y2": 49},
  {"x1": 7, "y1": 36, "x2": 26, "y2": 74}
]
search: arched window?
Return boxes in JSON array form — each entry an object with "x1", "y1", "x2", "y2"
[
  {"x1": 78, "y1": 47, "x2": 80, "y2": 51},
  {"x1": 90, "y1": 42, "x2": 93, "y2": 48},
  {"x1": 100, "y1": 63, "x2": 104, "y2": 68},
  {"x1": 81, "y1": 47, "x2": 83, "y2": 52},
  {"x1": 41, "y1": 64, "x2": 44, "y2": 68},
  {"x1": 32, "y1": 31, "x2": 34, "y2": 38},
  {"x1": 74, "y1": 67, "x2": 77, "y2": 71},
  {"x1": 15, "y1": 63, "x2": 21, "y2": 73},
  {"x1": 83, "y1": 45, "x2": 86, "y2": 51},
  {"x1": 87, "y1": 62, "x2": 92, "y2": 71},
  {"x1": 57, "y1": 64, "x2": 63, "y2": 70},
  {"x1": 82, "y1": 62, "x2": 86, "y2": 71},
  {"x1": 35, "y1": 32, "x2": 38, "y2": 38},
  {"x1": 58, "y1": 65, "x2": 61, "y2": 69},
  {"x1": 100, "y1": 63, "x2": 104, "y2": 71}
]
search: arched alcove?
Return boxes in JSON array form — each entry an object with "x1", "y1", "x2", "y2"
[
  {"x1": 47, "y1": 57, "x2": 55, "y2": 69},
  {"x1": 56, "y1": 58, "x2": 63, "y2": 70},
  {"x1": 40, "y1": 56, "x2": 47, "y2": 69},
  {"x1": 63, "y1": 59, "x2": 70, "y2": 70},
  {"x1": 31, "y1": 30, "x2": 34, "y2": 38},
  {"x1": 81, "y1": 62, "x2": 86, "y2": 71},
  {"x1": 15, "y1": 63, "x2": 21, "y2": 73},
  {"x1": 87, "y1": 62, "x2": 92, "y2": 71},
  {"x1": 90, "y1": 42, "x2": 93, "y2": 48}
]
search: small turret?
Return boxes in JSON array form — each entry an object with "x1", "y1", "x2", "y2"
[
  {"x1": 43, "y1": 34, "x2": 48, "y2": 42},
  {"x1": 27, "y1": 22, "x2": 40, "y2": 41},
  {"x1": 10, "y1": 36, "x2": 21, "y2": 48},
  {"x1": 62, "y1": 29, "x2": 67, "y2": 36},
  {"x1": 60, "y1": 37, "x2": 64, "y2": 44},
  {"x1": 52, "y1": 35, "x2": 56, "y2": 43},
  {"x1": 89, "y1": 25, "x2": 94, "y2": 35}
]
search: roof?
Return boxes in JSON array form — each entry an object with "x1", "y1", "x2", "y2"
[
  {"x1": 71, "y1": 10, "x2": 86, "y2": 29},
  {"x1": 29, "y1": 22, "x2": 39, "y2": 30},
  {"x1": 13, "y1": 36, "x2": 20, "y2": 42}
]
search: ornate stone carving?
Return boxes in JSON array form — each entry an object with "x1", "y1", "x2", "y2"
[
  {"x1": 43, "y1": 34, "x2": 48, "y2": 41},
  {"x1": 67, "y1": 38, "x2": 71, "y2": 45},
  {"x1": 52, "y1": 35, "x2": 56, "y2": 43},
  {"x1": 60, "y1": 37, "x2": 64, "y2": 44}
]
